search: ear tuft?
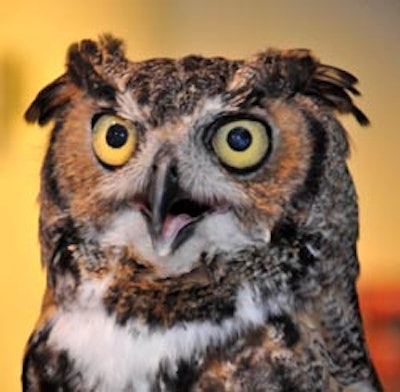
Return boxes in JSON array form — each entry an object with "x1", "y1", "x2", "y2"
[
  {"x1": 306, "y1": 63, "x2": 369, "y2": 125},
  {"x1": 66, "y1": 34, "x2": 127, "y2": 91},
  {"x1": 235, "y1": 49, "x2": 369, "y2": 126},
  {"x1": 24, "y1": 76, "x2": 71, "y2": 126},
  {"x1": 25, "y1": 34, "x2": 127, "y2": 126}
]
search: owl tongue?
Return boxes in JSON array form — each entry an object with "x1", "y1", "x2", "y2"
[
  {"x1": 153, "y1": 212, "x2": 195, "y2": 257},
  {"x1": 162, "y1": 213, "x2": 193, "y2": 240},
  {"x1": 154, "y1": 197, "x2": 212, "y2": 256}
]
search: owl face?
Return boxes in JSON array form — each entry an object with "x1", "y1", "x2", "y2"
[{"x1": 26, "y1": 36, "x2": 367, "y2": 278}]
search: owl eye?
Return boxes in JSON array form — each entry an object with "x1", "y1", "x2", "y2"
[
  {"x1": 92, "y1": 114, "x2": 137, "y2": 167},
  {"x1": 211, "y1": 118, "x2": 271, "y2": 171}
]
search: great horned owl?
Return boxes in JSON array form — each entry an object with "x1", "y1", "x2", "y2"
[{"x1": 22, "y1": 35, "x2": 382, "y2": 391}]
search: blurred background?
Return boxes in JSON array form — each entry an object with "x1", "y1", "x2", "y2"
[{"x1": 0, "y1": 0, "x2": 399, "y2": 390}]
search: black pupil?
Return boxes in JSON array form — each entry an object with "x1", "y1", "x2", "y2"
[
  {"x1": 106, "y1": 124, "x2": 128, "y2": 148},
  {"x1": 227, "y1": 127, "x2": 252, "y2": 151}
]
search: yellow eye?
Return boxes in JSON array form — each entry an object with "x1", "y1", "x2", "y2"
[
  {"x1": 92, "y1": 114, "x2": 137, "y2": 167},
  {"x1": 211, "y1": 118, "x2": 271, "y2": 171}
]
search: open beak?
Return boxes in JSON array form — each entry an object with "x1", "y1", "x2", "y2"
[{"x1": 143, "y1": 160, "x2": 211, "y2": 256}]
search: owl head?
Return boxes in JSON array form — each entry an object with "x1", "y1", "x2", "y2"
[{"x1": 26, "y1": 35, "x2": 367, "y2": 278}]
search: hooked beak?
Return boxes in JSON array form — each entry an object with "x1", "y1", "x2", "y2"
[{"x1": 143, "y1": 160, "x2": 211, "y2": 256}]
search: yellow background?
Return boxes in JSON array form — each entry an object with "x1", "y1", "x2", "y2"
[{"x1": 0, "y1": 1, "x2": 399, "y2": 390}]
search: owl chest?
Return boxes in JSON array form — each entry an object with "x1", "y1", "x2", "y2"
[
  {"x1": 46, "y1": 309, "x2": 200, "y2": 390},
  {"x1": 45, "y1": 283, "x2": 268, "y2": 391}
]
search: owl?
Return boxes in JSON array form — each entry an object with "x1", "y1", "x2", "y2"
[{"x1": 22, "y1": 35, "x2": 382, "y2": 391}]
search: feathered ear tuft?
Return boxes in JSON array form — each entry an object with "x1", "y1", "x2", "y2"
[
  {"x1": 305, "y1": 63, "x2": 369, "y2": 126},
  {"x1": 66, "y1": 34, "x2": 127, "y2": 98},
  {"x1": 25, "y1": 35, "x2": 127, "y2": 126},
  {"x1": 229, "y1": 49, "x2": 368, "y2": 125},
  {"x1": 24, "y1": 75, "x2": 72, "y2": 126}
]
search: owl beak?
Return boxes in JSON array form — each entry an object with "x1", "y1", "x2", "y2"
[
  {"x1": 149, "y1": 160, "x2": 180, "y2": 243},
  {"x1": 146, "y1": 160, "x2": 210, "y2": 256}
]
